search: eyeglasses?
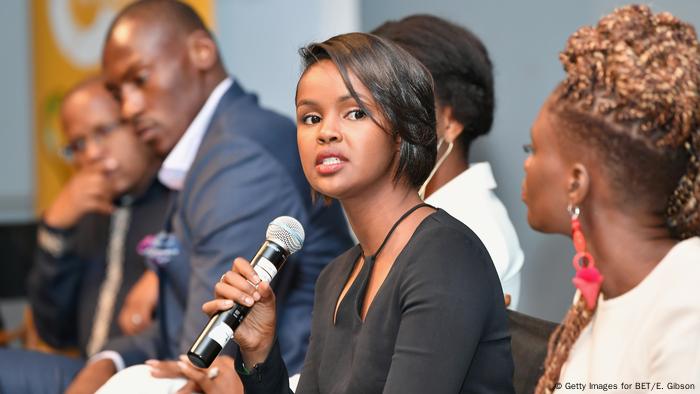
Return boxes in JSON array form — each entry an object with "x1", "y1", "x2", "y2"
[{"x1": 62, "y1": 121, "x2": 127, "y2": 161}]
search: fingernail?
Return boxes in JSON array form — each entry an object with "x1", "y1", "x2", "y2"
[
  {"x1": 245, "y1": 297, "x2": 254, "y2": 306},
  {"x1": 253, "y1": 275, "x2": 261, "y2": 283},
  {"x1": 222, "y1": 299, "x2": 234, "y2": 308},
  {"x1": 177, "y1": 361, "x2": 187, "y2": 370},
  {"x1": 179, "y1": 355, "x2": 189, "y2": 362},
  {"x1": 145, "y1": 359, "x2": 157, "y2": 366},
  {"x1": 253, "y1": 292, "x2": 261, "y2": 301}
]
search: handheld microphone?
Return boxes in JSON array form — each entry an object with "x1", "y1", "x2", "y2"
[{"x1": 187, "y1": 216, "x2": 305, "y2": 368}]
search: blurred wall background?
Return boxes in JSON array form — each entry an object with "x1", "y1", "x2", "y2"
[{"x1": 1, "y1": 0, "x2": 699, "y2": 325}]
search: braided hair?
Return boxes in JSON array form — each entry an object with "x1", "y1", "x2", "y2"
[{"x1": 536, "y1": 5, "x2": 700, "y2": 393}]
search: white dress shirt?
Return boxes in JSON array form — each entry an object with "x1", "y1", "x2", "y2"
[
  {"x1": 425, "y1": 162, "x2": 524, "y2": 309},
  {"x1": 158, "y1": 77, "x2": 233, "y2": 191},
  {"x1": 91, "y1": 78, "x2": 233, "y2": 373}
]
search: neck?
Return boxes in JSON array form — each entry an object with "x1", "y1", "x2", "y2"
[
  {"x1": 200, "y1": 69, "x2": 227, "y2": 103},
  {"x1": 584, "y1": 206, "x2": 677, "y2": 299},
  {"x1": 341, "y1": 181, "x2": 424, "y2": 256},
  {"x1": 424, "y1": 144, "x2": 469, "y2": 198}
]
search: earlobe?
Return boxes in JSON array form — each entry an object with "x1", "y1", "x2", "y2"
[
  {"x1": 440, "y1": 106, "x2": 464, "y2": 143},
  {"x1": 567, "y1": 163, "x2": 590, "y2": 205}
]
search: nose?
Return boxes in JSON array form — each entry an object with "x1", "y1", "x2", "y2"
[
  {"x1": 120, "y1": 85, "x2": 144, "y2": 121},
  {"x1": 317, "y1": 120, "x2": 342, "y2": 145}
]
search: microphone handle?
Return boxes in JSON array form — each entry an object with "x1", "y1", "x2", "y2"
[{"x1": 187, "y1": 240, "x2": 288, "y2": 368}]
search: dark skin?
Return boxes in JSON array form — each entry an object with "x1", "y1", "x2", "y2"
[
  {"x1": 67, "y1": 9, "x2": 231, "y2": 394},
  {"x1": 102, "y1": 12, "x2": 226, "y2": 158},
  {"x1": 202, "y1": 61, "x2": 435, "y2": 369},
  {"x1": 523, "y1": 95, "x2": 677, "y2": 300},
  {"x1": 422, "y1": 105, "x2": 469, "y2": 198}
]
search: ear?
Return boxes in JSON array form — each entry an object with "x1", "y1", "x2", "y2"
[
  {"x1": 438, "y1": 105, "x2": 464, "y2": 143},
  {"x1": 567, "y1": 163, "x2": 590, "y2": 206},
  {"x1": 186, "y1": 30, "x2": 218, "y2": 71}
]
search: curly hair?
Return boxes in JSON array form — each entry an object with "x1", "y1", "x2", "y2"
[{"x1": 536, "y1": 5, "x2": 700, "y2": 393}]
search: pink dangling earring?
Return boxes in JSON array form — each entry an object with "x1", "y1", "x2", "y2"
[{"x1": 569, "y1": 204, "x2": 603, "y2": 310}]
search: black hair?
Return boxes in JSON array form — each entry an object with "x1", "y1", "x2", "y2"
[
  {"x1": 299, "y1": 32, "x2": 437, "y2": 188},
  {"x1": 106, "y1": 0, "x2": 211, "y2": 42},
  {"x1": 372, "y1": 14, "x2": 494, "y2": 160}
]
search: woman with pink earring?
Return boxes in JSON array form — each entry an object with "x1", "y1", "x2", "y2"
[{"x1": 522, "y1": 5, "x2": 700, "y2": 393}]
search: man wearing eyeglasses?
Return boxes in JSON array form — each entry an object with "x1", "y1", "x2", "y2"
[{"x1": 0, "y1": 77, "x2": 170, "y2": 394}]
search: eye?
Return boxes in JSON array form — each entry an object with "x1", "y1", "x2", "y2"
[
  {"x1": 96, "y1": 121, "x2": 122, "y2": 138},
  {"x1": 107, "y1": 86, "x2": 121, "y2": 103},
  {"x1": 523, "y1": 144, "x2": 534, "y2": 154},
  {"x1": 346, "y1": 109, "x2": 366, "y2": 121},
  {"x1": 134, "y1": 72, "x2": 148, "y2": 87},
  {"x1": 64, "y1": 137, "x2": 87, "y2": 158},
  {"x1": 301, "y1": 114, "x2": 321, "y2": 125}
]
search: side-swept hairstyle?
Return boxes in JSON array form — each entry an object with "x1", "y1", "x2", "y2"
[{"x1": 298, "y1": 32, "x2": 437, "y2": 188}]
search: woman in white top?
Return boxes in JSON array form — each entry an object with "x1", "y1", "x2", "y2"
[
  {"x1": 522, "y1": 5, "x2": 700, "y2": 393},
  {"x1": 373, "y1": 15, "x2": 524, "y2": 308}
]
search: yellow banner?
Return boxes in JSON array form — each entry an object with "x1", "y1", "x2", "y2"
[{"x1": 32, "y1": 0, "x2": 214, "y2": 214}]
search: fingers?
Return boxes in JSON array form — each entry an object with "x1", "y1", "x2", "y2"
[
  {"x1": 101, "y1": 157, "x2": 119, "y2": 173},
  {"x1": 117, "y1": 311, "x2": 135, "y2": 335},
  {"x1": 255, "y1": 280, "x2": 273, "y2": 299},
  {"x1": 222, "y1": 271, "x2": 261, "y2": 301},
  {"x1": 73, "y1": 171, "x2": 114, "y2": 214},
  {"x1": 117, "y1": 302, "x2": 152, "y2": 335},
  {"x1": 202, "y1": 299, "x2": 234, "y2": 315},
  {"x1": 146, "y1": 359, "x2": 183, "y2": 379},
  {"x1": 214, "y1": 259, "x2": 263, "y2": 308},
  {"x1": 176, "y1": 355, "x2": 209, "y2": 393},
  {"x1": 231, "y1": 257, "x2": 261, "y2": 284},
  {"x1": 90, "y1": 200, "x2": 115, "y2": 215}
]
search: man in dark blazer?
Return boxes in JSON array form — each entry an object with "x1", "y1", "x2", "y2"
[
  {"x1": 0, "y1": 77, "x2": 169, "y2": 393},
  {"x1": 67, "y1": 1, "x2": 352, "y2": 392}
]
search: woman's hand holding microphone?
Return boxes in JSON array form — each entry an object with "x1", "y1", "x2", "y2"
[{"x1": 202, "y1": 257, "x2": 278, "y2": 368}]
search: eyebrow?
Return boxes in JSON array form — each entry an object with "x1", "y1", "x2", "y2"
[
  {"x1": 296, "y1": 94, "x2": 369, "y2": 108},
  {"x1": 123, "y1": 63, "x2": 143, "y2": 80},
  {"x1": 110, "y1": 61, "x2": 145, "y2": 87}
]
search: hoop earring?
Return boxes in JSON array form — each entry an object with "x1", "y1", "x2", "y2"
[
  {"x1": 568, "y1": 204, "x2": 603, "y2": 310},
  {"x1": 418, "y1": 138, "x2": 454, "y2": 200}
]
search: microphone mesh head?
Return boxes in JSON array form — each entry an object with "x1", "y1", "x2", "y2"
[{"x1": 266, "y1": 216, "x2": 305, "y2": 254}]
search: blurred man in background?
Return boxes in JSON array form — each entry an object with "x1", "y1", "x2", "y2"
[{"x1": 0, "y1": 76, "x2": 170, "y2": 393}]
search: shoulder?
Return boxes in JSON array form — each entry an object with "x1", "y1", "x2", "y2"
[
  {"x1": 398, "y1": 210, "x2": 500, "y2": 297},
  {"x1": 641, "y1": 237, "x2": 700, "y2": 323},
  {"x1": 648, "y1": 238, "x2": 700, "y2": 309},
  {"x1": 207, "y1": 86, "x2": 296, "y2": 151},
  {"x1": 406, "y1": 209, "x2": 493, "y2": 270},
  {"x1": 635, "y1": 239, "x2": 700, "y2": 366}
]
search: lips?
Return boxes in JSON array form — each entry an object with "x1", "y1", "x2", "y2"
[
  {"x1": 315, "y1": 151, "x2": 347, "y2": 175},
  {"x1": 135, "y1": 122, "x2": 158, "y2": 142}
]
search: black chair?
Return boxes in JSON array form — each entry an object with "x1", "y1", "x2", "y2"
[
  {"x1": 0, "y1": 221, "x2": 37, "y2": 345},
  {"x1": 507, "y1": 309, "x2": 558, "y2": 394}
]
